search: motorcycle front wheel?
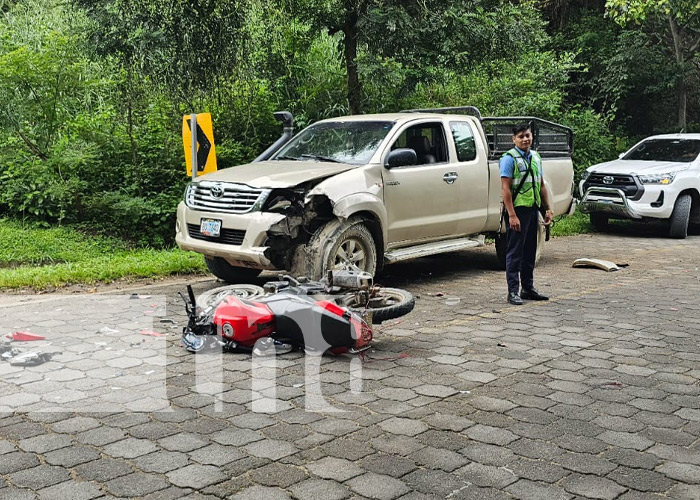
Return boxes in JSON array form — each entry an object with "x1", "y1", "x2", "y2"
[{"x1": 340, "y1": 287, "x2": 415, "y2": 324}]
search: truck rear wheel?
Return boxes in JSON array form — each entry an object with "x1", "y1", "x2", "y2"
[
  {"x1": 669, "y1": 194, "x2": 691, "y2": 239},
  {"x1": 204, "y1": 256, "x2": 262, "y2": 283},
  {"x1": 303, "y1": 218, "x2": 377, "y2": 280}
]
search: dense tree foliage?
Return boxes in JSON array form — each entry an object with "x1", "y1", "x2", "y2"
[{"x1": 0, "y1": 0, "x2": 696, "y2": 245}]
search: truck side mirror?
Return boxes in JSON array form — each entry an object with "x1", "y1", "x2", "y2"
[{"x1": 385, "y1": 148, "x2": 417, "y2": 168}]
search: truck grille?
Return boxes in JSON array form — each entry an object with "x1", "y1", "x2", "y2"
[
  {"x1": 186, "y1": 181, "x2": 269, "y2": 214},
  {"x1": 583, "y1": 174, "x2": 641, "y2": 199},
  {"x1": 187, "y1": 224, "x2": 246, "y2": 245}
]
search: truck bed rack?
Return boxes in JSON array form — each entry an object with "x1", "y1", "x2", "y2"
[{"x1": 401, "y1": 107, "x2": 573, "y2": 159}]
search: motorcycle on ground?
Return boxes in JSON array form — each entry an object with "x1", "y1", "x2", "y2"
[{"x1": 180, "y1": 270, "x2": 414, "y2": 356}]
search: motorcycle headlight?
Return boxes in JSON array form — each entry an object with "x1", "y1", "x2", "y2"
[
  {"x1": 222, "y1": 323, "x2": 234, "y2": 338},
  {"x1": 580, "y1": 170, "x2": 591, "y2": 181},
  {"x1": 638, "y1": 172, "x2": 677, "y2": 185}
]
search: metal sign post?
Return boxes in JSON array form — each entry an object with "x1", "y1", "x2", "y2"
[{"x1": 190, "y1": 114, "x2": 198, "y2": 180}]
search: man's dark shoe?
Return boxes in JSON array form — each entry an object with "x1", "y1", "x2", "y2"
[
  {"x1": 507, "y1": 292, "x2": 523, "y2": 305},
  {"x1": 520, "y1": 288, "x2": 549, "y2": 301}
]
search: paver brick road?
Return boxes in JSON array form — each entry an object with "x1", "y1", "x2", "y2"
[{"x1": 1, "y1": 227, "x2": 700, "y2": 499}]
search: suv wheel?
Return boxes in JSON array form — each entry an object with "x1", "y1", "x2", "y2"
[
  {"x1": 204, "y1": 257, "x2": 262, "y2": 283},
  {"x1": 669, "y1": 193, "x2": 692, "y2": 239}
]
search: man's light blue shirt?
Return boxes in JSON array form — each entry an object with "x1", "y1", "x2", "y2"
[{"x1": 499, "y1": 146, "x2": 531, "y2": 178}]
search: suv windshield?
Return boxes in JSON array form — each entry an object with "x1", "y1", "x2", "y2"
[
  {"x1": 274, "y1": 121, "x2": 394, "y2": 165},
  {"x1": 623, "y1": 139, "x2": 700, "y2": 162}
]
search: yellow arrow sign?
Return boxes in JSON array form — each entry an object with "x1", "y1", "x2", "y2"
[{"x1": 183, "y1": 113, "x2": 217, "y2": 176}]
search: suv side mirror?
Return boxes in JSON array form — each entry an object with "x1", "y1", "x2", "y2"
[{"x1": 385, "y1": 148, "x2": 417, "y2": 168}]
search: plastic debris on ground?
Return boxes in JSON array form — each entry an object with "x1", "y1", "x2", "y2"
[
  {"x1": 139, "y1": 330, "x2": 166, "y2": 337},
  {"x1": 572, "y1": 258, "x2": 629, "y2": 272},
  {"x1": 7, "y1": 331, "x2": 46, "y2": 341}
]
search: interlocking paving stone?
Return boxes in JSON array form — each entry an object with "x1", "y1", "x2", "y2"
[
  {"x1": 229, "y1": 485, "x2": 292, "y2": 500},
  {"x1": 43, "y1": 445, "x2": 101, "y2": 467},
  {"x1": 346, "y1": 472, "x2": 411, "y2": 500},
  {"x1": 455, "y1": 462, "x2": 519, "y2": 488},
  {"x1": 505, "y1": 479, "x2": 572, "y2": 500},
  {"x1": 10, "y1": 465, "x2": 70, "y2": 490},
  {"x1": 561, "y1": 474, "x2": 628, "y2": 500},
  {"x1": 165, "y1": 464, "x2": 228, "y2": 489},
  {"x1": 248, "y1": 462, "x2": 309, "y2": 487},
  {"x1": 37, "y1": 480, "x2": 104, "y2": 500},
  {"x1": 75, "y1": 457, "x2": 135, "y2": 482},
  {"x1": 657, "y1": 462, "x2": 700, "y2": 484},
  {"x1": 132, "y1": 451, "x2": 190, "y2": 473},
  {"x1": 607, "y1": 466, "x2": 675, "y2": 492},
  {"x1": 378, "y1": 417, "x2": 429, "y2": 436},
  {"x1": 105, "y1": 472, "x2": 169, "y2": 497},
  {"x1": 409, "y1": 446, "x2": 468, "y2": 472},
  {"x1": 288, "y1": 478, "x2": 351, "y2": 500},
  {"x1": 306, "y1": 457, "x2": 364, "y2": 482},
  {"x1": 243, "y1": 439, "x2": 298, "y2": 460},
  {"x1": 463, "y1": 424, "x2": 518, "y2": 446}
]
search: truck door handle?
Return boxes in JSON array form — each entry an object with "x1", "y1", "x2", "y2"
[{"x1": 443, "y1": 172, "x2": 458, "y2": 184}]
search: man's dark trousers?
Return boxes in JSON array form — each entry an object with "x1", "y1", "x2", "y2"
[{"x1": 506, "y1": 206, "x2": 539, "y2": 294}]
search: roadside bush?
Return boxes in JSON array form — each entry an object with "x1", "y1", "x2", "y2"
[
  {"x1": 83, "y1": 191, "x2": 181, "y2": 247},
  {"x1": 561, "y1": 107, "x2": 616, "y2": 179}
]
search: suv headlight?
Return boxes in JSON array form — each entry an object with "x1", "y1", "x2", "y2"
[
  {"x1": 638, "y1": 172, "x2": 677, "y2": 185},
  {"x1": 580, "y1": 170, "x2": 591, "y2": 181}
]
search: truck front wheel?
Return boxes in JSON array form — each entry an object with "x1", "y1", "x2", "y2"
[
  {"x1": 669, "y1": 194, "x2": 692, "y2": 239},
  {"x1": 303, "y1": 218, "x2": 377, "y2": 280},
  {"x1": 204, "y1": 256, "x2": 262, "y2": 283}
]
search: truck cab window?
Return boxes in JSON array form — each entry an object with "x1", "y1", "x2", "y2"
[
  {"x1": 392, "y1": 123, "x2": 448, "y2": 165},
  {"x1": 450, "y1": 122, "x2": 477, "y2": 162}
]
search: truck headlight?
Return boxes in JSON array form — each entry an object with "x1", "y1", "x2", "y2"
[
  {"x1": 580, "y1": 170, "x2": 591, "y2": 181},
  {"x1": 638, "y1": 172, "x2": 677, "y2": 185}
]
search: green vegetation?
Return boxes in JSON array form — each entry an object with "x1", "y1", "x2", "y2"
[
  {"x1": 551, "y1": 209, "x2": 593, "y2": 237},
  {"x1": 0, "y1": 219, "x2": 205, "y2": 289},
  {"x1": 0, "y1": 0, "x2": 697, "y2": 286}
]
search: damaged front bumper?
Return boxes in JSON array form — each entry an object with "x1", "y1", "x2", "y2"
[{"x1": 175, "y1": 202, "x2": 284, "y2": 269}]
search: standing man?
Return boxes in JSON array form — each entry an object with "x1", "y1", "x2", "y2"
[{"x1": 500, "y1": 123, "x2": 553, "y2": 305}]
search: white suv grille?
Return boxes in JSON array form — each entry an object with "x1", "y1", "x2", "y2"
[{"x1": 185, "y1": 181, "x2": 270, "y2": 214}]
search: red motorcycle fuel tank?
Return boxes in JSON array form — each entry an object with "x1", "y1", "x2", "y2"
[{"x1": 212, "y1": 296, "x2": 276, "y2": 346}]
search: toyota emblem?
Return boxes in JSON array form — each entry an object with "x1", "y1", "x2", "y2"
[
  {"x1": 602, "y1": 176, "x2": 614, "y2": 185},
  {"x1": 210, "y1": 184, "x2": 224, "y2": 198}
]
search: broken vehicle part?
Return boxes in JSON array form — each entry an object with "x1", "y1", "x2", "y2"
[
  {"x1": 8, "y1": 351, "x2": 58, "y2": 366},
  {"x1": 572, "y1": 258, "x2": 621, "y2": 272}
]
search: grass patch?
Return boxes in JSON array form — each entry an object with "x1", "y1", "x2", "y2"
[
  {"x1": 0, "y1": 219, "x2": 206, "y2": 289},
  {"x1": 551, "y1": 208, "x2": 592, "y2": 237}
]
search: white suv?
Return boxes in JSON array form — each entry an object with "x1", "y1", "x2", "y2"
[{"x1": 579, "y1": 134, "x2": 700, "y2": 238}]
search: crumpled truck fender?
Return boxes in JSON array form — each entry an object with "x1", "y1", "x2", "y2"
[{"x1": 305, "y1": 166, "x2": 388, "y2": 248}]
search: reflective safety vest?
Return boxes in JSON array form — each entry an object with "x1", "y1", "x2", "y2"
[{"x1": 505, "y1": 148, "x2": 542, "y2": 208}]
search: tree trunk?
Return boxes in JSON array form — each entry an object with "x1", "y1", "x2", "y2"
[
  {"x1": 343, "y1": 0, "x2": 361, "y2": 115},
  {"x1": 669, "y1": 16, "x2": 687, "y2": 131}
]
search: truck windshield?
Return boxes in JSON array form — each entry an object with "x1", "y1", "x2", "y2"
[
  {"x1": 623, "y1": 139, "x2": 700, "y2": 163},
  {"x1": 274, "y1": 121, "x2": 395, "y2": 165}
]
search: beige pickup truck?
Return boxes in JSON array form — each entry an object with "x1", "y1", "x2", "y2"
[{"x1": 175, "y1": 107, "x2": 576, "y2": 282}]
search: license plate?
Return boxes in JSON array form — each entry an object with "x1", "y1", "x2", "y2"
[{"x1": 200, "y1": 218, "x2": 222, "y2": 237}]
